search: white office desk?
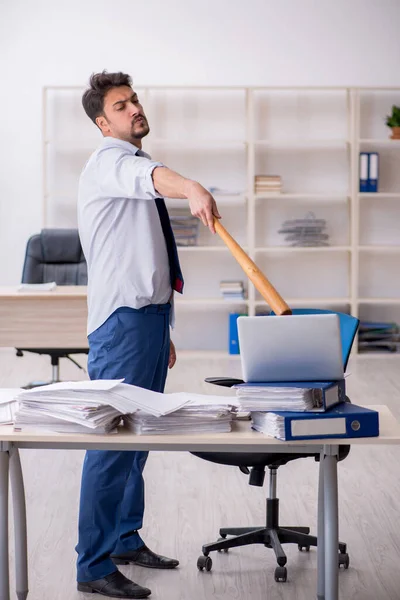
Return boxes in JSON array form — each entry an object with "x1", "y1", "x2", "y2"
[
  {"x1": 0, "y1": 286, "x2": 87, "y2": 348},
  {"x1": 1, "y1": 404, "x2": 399, "y2": 600}
]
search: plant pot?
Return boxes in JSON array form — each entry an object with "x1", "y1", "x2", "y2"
[{"x1": 390, "y1": 127, "x2": 400, "y2": 140}]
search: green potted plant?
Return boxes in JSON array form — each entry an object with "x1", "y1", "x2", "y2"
[{"x1": 385, "y1": 105, "x2": 400, "y2": 139}]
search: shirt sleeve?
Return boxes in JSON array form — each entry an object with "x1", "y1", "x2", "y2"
[{"x1": 96, "y1": 148, "x2": 165, "y2": 200}]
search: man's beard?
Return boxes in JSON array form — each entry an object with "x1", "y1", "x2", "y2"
[{"x1": 130, "y1": 117, "x2": 150, "y2": 140}]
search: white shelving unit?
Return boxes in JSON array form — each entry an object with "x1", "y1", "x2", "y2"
[{"x1": 42, "y1": 85, "x2": 400, "y2": 355}]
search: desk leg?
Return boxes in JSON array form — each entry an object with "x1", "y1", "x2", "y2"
[
  {"x1": 10, "y1": 448, "x2": 28, "y2": 600},
  {"x1": 0, "y1": 449, "x2": 10, "y2": 600},
  {"x1": 317, "y1": 456, "x2": 325, "y2": 600},
  {"x1": 323, "y1": 446, "x2": 339, "y2": 600}
]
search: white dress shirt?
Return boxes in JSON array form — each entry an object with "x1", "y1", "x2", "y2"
[{"x1": 78, "y1": 136, "x2": 173, "y2": 335}]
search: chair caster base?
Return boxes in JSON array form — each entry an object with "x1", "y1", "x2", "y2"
[
  {"x1": 197, "y1": 555, "x2": 212, "y2": 571},
  {"x1": 274, "y1": 566, "x2": 287, "y2": 582}
]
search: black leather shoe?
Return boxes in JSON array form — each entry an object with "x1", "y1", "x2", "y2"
[
  {"x1": 111, "y1": 545, "x2": 179, "y2": 569},
  {"x1": 77, "y1": 570, "x2": 151, "y2": 598}
]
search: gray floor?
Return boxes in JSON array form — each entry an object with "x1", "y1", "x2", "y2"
[{"x1": 2, "y1": 348, "x2": 400, "y2": 600}]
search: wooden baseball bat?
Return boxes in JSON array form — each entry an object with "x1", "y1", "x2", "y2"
[{"x1": 214, "y1": 218, "x2": 292, "y2": 316}]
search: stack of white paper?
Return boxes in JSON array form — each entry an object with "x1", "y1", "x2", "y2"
[
  {"x1": 124, "y1": 393, "x2": 237, "y2": 435},
  {"x1": 14, "y1": 381, "x2": 124, "y2": 434},
  {"x1": 234, "y1": 385, "x2": 316, "y2": 412},
  {"x1": 251, "y1": 412, "x2": 285, "y2": 439},
  {"x1": 12, "y1": 380, "x2": 194, "y2": 434},
  {"x1": 9, "y1": 381, "x2": 238, "y2": 435},
  {"x1": 0, "y1": 389, "x2": 21, "y2": 425}
]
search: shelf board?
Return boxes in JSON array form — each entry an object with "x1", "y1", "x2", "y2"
[
  {"x1": 177, "y1": 246, "x2": 248, "y2": 252},
  {"x1": 167, "y1": 194, "x2": 246, "y2": 207},
  {"x1": 359, "y1": 139, "x2": 400, "y2": 146},
  {"x1": 174, "y1": 350, "x2": 241, "y2": 360},
  {"x1": 359, "y1": 246, "x2": 400, "y2": 252},
  {"x1": 359, "y1": 193, "x2": 400, "y2": 198},
  {"x1": 358, "y1": 299, "x2": 400, "y2": 305},
  {"x1": 355, "y1": 352, "x2": 400, "y2": 359},
  {"x1": 175, "y1": 298, "x2": 248, "y2": 306},
  {"x1": 255, "y1": 193, "x2": 349, "y2": 200},
  {"x1": 255, "y1": 298, "x2": 351, "y2": 306},
  {"x1": 146, "y1": 139, "x2": 247, "y2": 148},
  {"x1": 255, "y1": 246, "x2": 351, "y2": 253},
  {"x1": 254, "y1": 139, "x2": 349, "y2": 148}
]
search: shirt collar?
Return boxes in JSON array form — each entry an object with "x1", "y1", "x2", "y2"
[{"x1": 100, "y1": 136, "x2": 150, "y2": 158}]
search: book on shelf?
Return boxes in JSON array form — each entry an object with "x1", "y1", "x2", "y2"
[
  {"x1": 220, "y1": 280, "x2": 245, "y2": 300},
  {"x1": 359, "y1": 152, "x2": 369, "y2": 192},
  {"x1": 368, "y1": 152, "x2": 379, "y2": 192},
  {"x1": 254, "y1": 174, "x2": 282, "y2": 194},
  {"x1": 169, "y1": 210, "x2": 199, "y2": 246}
]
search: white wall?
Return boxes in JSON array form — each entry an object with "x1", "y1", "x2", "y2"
[{"x1": 1, "y1": 0, "x2": 400, "y2": 283}]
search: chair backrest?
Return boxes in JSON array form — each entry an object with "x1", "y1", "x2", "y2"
[
  {"x1": 21, "y1": 229, "x2": 87, "y2": 285},
  {"x1": 284, "y1": 308, "x2": 359, "y2": 372}
]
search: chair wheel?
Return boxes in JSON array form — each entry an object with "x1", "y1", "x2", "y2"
[
  {"x1": 274, "y1": 566, "x2": 287, "y2": 582},
  {"x1": 338, "y1": 552, "x2": 349, "y2": 569},
  {"x1": 217, "y1": 537, "x2": 229, "y2": 552},
  {"x1": 298, "y1": 544, "x2": 310, "y2": 552},
  {"x1": 197, "y1": 555, "x2": 212, "y2": 571}
]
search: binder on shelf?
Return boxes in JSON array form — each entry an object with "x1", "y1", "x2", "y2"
[
  {"x1": 359, "y1": 152, "x2": 369, "y2": 192},
  {"x1": 368, "y1": 152, "x2": 379, "y2": 193},
  {"x1": 252, "y1": 402, "x2": 379, "y2": 441},
  {"x1": 234, "y1": 379, "x2": 346, "y2": 412}
]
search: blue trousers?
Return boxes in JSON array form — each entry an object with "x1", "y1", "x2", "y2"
[{"x1": 76, "y1": 304, "x2": 171, "y2": 582}]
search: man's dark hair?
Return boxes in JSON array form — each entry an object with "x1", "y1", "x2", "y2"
[{"x1": 82, "y1": 70, "x2": 132, "y2": 123}]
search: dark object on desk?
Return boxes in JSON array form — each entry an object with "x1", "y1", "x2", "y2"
[
  {"x1": 16, "y1": 229, "x2": 88, "y2": 389},
  {"x1": 193, "y1": 377, "x2": 351, "y2": 583}
]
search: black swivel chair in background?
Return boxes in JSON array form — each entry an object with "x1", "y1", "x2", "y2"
[
  {"x1": 17, "y1": 229, "x2": 89, "y2": 388},
  {"x1": 193, "y1": 310, "x2": 358, "y2": 583}
]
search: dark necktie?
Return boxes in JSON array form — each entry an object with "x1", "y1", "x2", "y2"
[{"x1": 155, "y1": 197, "x2": 184, "y2": 294}]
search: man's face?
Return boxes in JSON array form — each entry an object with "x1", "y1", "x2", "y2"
[{"x1": 96, "y1": 85, "x2": 150, "y2": 145}]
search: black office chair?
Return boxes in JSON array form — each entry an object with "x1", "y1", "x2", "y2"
[
  {"x1": 16, "y1": 229, "x2": 89, "y2": 388},
  {"x1": 193, "y1": 379, "x2": 350, "y2": 582},
  {"x1": 193, "y1": 310, "x2": 358, "y2": 583}
]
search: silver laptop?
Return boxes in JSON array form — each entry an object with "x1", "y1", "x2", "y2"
[{"x1": 237, "y1": 314, "x2": 343, "y2": 382}]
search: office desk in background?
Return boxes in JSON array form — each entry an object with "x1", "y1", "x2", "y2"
[
  {"x1": 0, "y1": 286, "x2": 88, "y2": 348},
  {"x1": 1, "y1": 405, "x2": 400, "y2": 600}
]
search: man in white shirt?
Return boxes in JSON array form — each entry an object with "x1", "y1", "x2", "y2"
[{"x1": 76, "y1": 71, "x2": 221, "y2": 599}]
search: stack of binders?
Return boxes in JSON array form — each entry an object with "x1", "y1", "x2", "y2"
[
  {"x1": 234, "y1": 379, "x2": 379, "y2": 441},
  {"x1": 359, "y1": 152, "x2": 379, "y2": 192}
]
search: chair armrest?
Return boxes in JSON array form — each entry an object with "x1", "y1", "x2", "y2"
[{"x1": 204, "y1": 377, "x2": 244, "y2": 388}]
